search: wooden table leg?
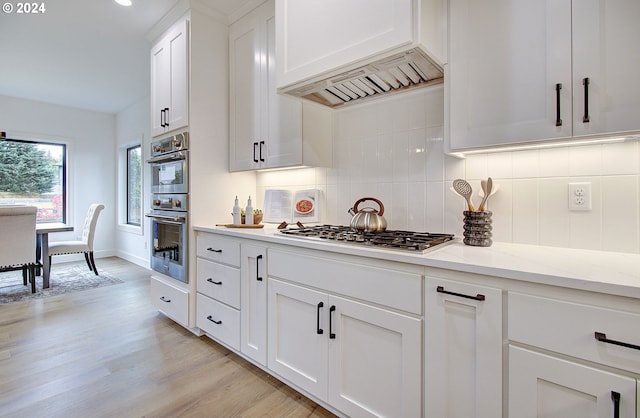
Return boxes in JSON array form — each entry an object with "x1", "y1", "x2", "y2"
[{"x1": 42, "y1": 233, "x2": 50, "y2": 288}]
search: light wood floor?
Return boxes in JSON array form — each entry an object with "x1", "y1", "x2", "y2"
[{"x1": 0, "y1": 257, "x2": 337, "y2": 418}]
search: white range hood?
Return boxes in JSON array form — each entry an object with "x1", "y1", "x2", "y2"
[{"x1": 279, "y1": 47, "x2": 444, "y2": 108}]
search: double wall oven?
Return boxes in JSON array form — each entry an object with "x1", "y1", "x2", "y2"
[{"x1": 146, "y1": 132, "x2": 189, "y2": 283}]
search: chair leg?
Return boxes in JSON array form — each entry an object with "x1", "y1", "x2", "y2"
[
  {"x1": 89, "y1": 252, "x2": 99, "y2": 275},
  {"x1": 29, "y1": 264, "x2": 36, "y2": 293},
  {"x1": 22, "y1": 266, "x2": 28, "y2": 285},
  {"x1": 84, "y1": 252, "x2": 93, "y2": 272}
]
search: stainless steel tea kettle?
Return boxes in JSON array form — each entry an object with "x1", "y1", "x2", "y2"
[{"x1": 348, "y1": 197, "x2": 387, "y2": 232}]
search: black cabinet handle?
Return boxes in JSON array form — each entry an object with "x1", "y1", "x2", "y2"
[
  {"x1": 206, "y1": 247, "x2": 222, "y2": 253},
  {"x1": 316, "y1": 302, "x2": 324, "y2": 334},
  {"x1": 160, "y1": 296, "x2": 171, "y2": 303},
  {"x1": 164, "y1": 107, "x2": 170, "y2": 126},
  {"x1": 595, "y1": 332, "x2": 640, "y2": 351},
  {"x1": 259, "y1": 141, "x2": 265, "y2": 162},
  {"x1": 436, "y1": 286, "x2": 485, "y2": 301},
  {"x1": 329, "y1": 305, "x2": 336, "y2": 339},
  {"x1": 253, "y1": 142, "x2": 259, "y2": 163},
  {"x1": 555, "y1": 83, "x2": 563, "y2": 127},
  {"x1": 207, "y1": 278, "x2": 222, "y2": 285},
  {"x1": 256, "y1": 254, "x2": 263, "y2": 281},
  {"x1": 206, "y1": 315, "x2": 222, "y2": 325},
  {"x1": 611, "y1": 391, "x2": 620, "y2": 418},
  {"x1": 160, "y1": 109, "x2": 164, "y2": 127},
  {"x1": 582, "y1": 77, "x2": 590, "y2": 123}
]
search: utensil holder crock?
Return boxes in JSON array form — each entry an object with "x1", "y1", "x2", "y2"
[{"x1": 463, "y1": 211, "x2": 492, "y2": 247}]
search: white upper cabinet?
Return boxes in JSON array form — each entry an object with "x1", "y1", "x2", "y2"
[
  {"x1": 447, "y1": 0, "x2": 640, "y2": 152},
  {"x1": 150, "y1": 18, "x2": 188, "y2": 138},
  {"x1": 229, "y1": 0, "x2": 332, "y2": 171},
  {"x1": 275, "y1": 0, "x2": 445, "y2": 89}
]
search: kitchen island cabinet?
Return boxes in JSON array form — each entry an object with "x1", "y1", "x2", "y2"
[
  {"x1": 447, "y1": 0, "x2": 640, "y2": 152},
  {"x1": 229, "y1": 0, "x2": 332, "y2": 171},
  {"x1": 150, "y1": 17, "x2": 188, "y2": 138},
  {"x1": 267, "y1": 248, "x2": 422, "y2": 418},
  {"x1": 424, "y1": 277, "x2": 502, "y2": 417}
]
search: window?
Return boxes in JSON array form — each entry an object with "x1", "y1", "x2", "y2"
[
  {"x1": 0, "y1": 138, "x2": 66, "y2": 224},
  {"x1": 126, "y1": 145, "x2": 142, "y2": 226}
]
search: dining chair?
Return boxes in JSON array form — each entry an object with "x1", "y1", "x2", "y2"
[
  {"x1": 48, "y1": 203, "x2": 104, "y2": 276},
  {"x1": 0, "y1": 205, "x2": 38, "y2": 293}
]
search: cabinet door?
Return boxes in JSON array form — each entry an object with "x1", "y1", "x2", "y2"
[
  {"x1": 328, "y1": 295, "x2": 421, "y2": 418},
  {"x1": 166, "y1": 18, "x2": 188, "y2": 134},
  {"x1": 229, "y1": 7, "x2": 264, "y2": 171},
  {"x1": 150, "y1": 40, "x2": 170, "y2": 137},
  {"x1": 572, "y1": 0, "x2": 640, "y2": 138},
  {"x1": 267, "y1": 278, "x2": 328, "y2": 400},
  {"x1": 509, "y1": 345, "x2": 636, "y2": 418},
  {"x1": 448, "y1": 0, "x2": 572, "y2": 150},
  {"x1": 425, "y1": 278, "x2": 502, "y2": 417},
  {"x1": 264, "y1": 13, "x2": 302, "y2": 169},
  {"x1": 276, "y1": 0, "x2": 413, "y2": 89},
  {"x1": 240, "y1": 244, "x2": 267, "y2": 366}
]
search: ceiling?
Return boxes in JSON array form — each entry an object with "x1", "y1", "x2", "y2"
[{"x1": 0, "y1": 0, "x2": 253, "y2": 114}]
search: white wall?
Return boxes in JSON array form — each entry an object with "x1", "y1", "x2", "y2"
[
  {"x1": 257, "y1": 86, "x2": 640, "y2": 255},
  {"x1": 0, "y1": 94, "x2": 117, "y2": 259},
  {"x1": 115, "y1": 96, "x2": 151, "y2": 267}
]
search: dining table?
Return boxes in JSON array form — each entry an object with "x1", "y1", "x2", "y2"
[{"x1": 36, "y1": 223, "x2": 74, "y2": 288}]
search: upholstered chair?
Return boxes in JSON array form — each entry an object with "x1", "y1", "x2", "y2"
[
  {"x1": 48, "y1": 203, "x2": 104, "y2": 276},
  {"x1": 0, "y1": 205, "x2": 38, "y2": 292}
]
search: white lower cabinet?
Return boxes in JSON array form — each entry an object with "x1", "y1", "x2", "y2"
[
  {"x1": 150, "y1": 276, "x2": 189, "y2": 327},
  {"x1": 509, "y1": 345, "x2": 636, "y2": 418},
  {"x1": 240, "y1": 244, "x2": 267, "y2": 366},
  {"x1": 424, "y1": 277, "x2": 503, "y2": 417},
  {"x1": 508, "y1": 292, "x2": 640, "y2": 418},
  {"x1": 268, "y1": 277, "x2": 421, "y2": 418}
]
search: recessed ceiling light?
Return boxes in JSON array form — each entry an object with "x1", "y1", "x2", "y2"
[{"x1": 115, "y1": 0, "x2": 132, "y2": 6}]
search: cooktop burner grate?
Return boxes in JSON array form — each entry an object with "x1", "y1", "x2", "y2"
[{"x1": 278, "y1": 225, "x2": 455, "y2": 253}]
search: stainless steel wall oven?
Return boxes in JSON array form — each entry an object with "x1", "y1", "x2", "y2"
[{"x1": 146, "y1": 132, "x2": 189, "y2": 283}]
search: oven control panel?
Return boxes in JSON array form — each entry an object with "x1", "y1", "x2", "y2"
[
  {"x1": 151, "y1": 194, "x2": 188, "y2": 211},
  {"x1": 150, "y1": 131, "x2": 189, "y2": 157}
]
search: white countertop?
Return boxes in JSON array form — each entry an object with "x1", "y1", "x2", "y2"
[{"x1": 194, "y1": 225, "x2": 640, "y2": 299}]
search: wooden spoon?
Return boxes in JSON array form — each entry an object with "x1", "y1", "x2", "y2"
[
  {"x1": 453, "y1": 179, "x2": 475, "y2": 211},
  {"x1": 478, "y1": 177, "x2": 493, "y2": 211}
]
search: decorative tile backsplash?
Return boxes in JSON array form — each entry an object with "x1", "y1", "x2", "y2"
[{"x1": 257, "y1": 86, "x2": 640, "y2": 254}]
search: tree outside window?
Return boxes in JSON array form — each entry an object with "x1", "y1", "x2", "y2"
[
  {"x1": 127, "y1": 145, "x2": 142, "y2": 226},
  {"x1": 0, "y1": 139, "x2": 66, "y2": 223}
]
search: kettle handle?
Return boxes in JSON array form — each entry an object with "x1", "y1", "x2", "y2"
[{"x1": 352, "y1": 197, "x2": 384, "y2": 216}]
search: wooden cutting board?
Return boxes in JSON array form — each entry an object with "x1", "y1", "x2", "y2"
[{"x1": 216, "y1": 224, "x2": 264, "y2": 229}]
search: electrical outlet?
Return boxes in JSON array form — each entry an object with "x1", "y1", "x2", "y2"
[{"x1": 568, "y1": 182, "x2": 592, "y2": 211}]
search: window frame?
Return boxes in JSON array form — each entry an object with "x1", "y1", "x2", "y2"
[
  {"x1": 0, "y1": 137, "x2": 67, "y2": 224},
  {"x1": 126, "y1": 144, "x2": 142, "y2": 227}
]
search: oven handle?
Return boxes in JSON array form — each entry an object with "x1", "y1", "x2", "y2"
[
  {"x1": 146, "y1": 151, "x2": 187, "y2": 164},
  {"x1": 145, "y1": 213, "x2": 186, "y2": 224}
]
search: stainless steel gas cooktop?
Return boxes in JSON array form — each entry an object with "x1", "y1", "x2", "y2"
[{"x1": 278, "y1": 225, "x2": 455, "y2": 254}]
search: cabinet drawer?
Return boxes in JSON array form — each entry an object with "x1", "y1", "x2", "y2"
[
  {"x1": 150, "y1": 276, "x2": 189, "y2": 326},
  {"x1": 196, "y1": 258, "x2": 240, "y2": 309},
  {"x1": 197, "y1": 293, "x2": 240, "y2": 351},
  {"x1": 509, "y1": 292, "x2": 640, "y2": 374},
  {"x1": 196, "y1": 233, "x2": 240, "y2": 267},
  {"x1": 269, "y1": 248, "x2": 422, "y2": 314}
]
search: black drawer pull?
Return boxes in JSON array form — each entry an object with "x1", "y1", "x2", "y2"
[
  {"x1": 207, "y1": 315, "x2": 222, "y2": 325},
  {"x1": 206, "y1": 247, "x2": 222, "y2": 253},
  {"x1": 316, "y1": 302, "x2": 324, "y2": 334},
  {"x1": 555, "y1": 83, "x2": 563, "y2": 127},
  {"x1": 160, "y1": 296, "x2": 171, "y2": 303},
  {"x1": 611, "y1": 391, "x2": 620, "y2": 418},
  {"x1": 595, "y1": 332, "x2": 640, "y2": 351},
  {"x1": 436, "y1": 286, "x2": 485, "y2": 301},
  {"x1": 256, "y1": 254, "x2": 263, "y2": 281},
  {"x1": 207, "y1": 278, "x2": 222, "y2": 285},
  {"x1": 253, "y1": 142, "x2": 259, "y2": 163}
]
